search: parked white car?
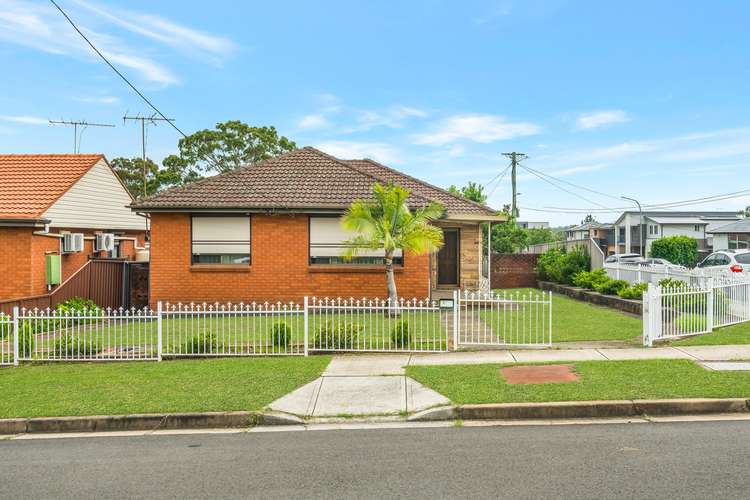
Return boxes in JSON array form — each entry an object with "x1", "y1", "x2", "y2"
[
  {"x1": 697, "y1": 250, "x2": 750, "y2": 273},
  {"x1": 604, "y1": 253, "x2": 644, "y2": 264}
]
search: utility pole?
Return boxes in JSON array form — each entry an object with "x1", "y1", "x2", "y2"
[
  {"x1": 49, "y1": 119, "x2": 115, "y2": 153},
  {"x1": 123, "y1": 113, "x2": 175, "y2": 197},
  {"x1": 502, "y1": 152, "x2": 527, "y2": 218},
  {"x1": 621, "y1": 196, "x2": 644, "y2": 257}
]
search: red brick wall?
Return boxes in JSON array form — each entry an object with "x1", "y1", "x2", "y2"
[
  {"x1": 0, "y1": 228, "x2": 34, "y2": 299},
  {"x1": 0, "y1": 227, "x2": 145, "y2": 301},
  {"x1": 491, "y1": 253, "x2": 539, "y2": 289},
  {"x1": 149, "y1": 213, "x2": 430, "y2": 305}
]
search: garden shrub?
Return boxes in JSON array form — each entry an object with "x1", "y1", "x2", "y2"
[
  {"x1": 593, "y1": 279, "x2": 630, "y2": 296},
  {"x1": 56, "y1": 297, "x2": 101, "y2": 315},
  {"x1": 54, "y1": 333, "x2": 101, "y2": 356},
  {"x1": 271, "y1": 321, "x2": 292, "y2": 348},
  {"x1": 658, "y1": 278, "x2": 688, "y2": 289},
  {"x1": 314, "y1": 322, "x2": 361, "y2": 349},
  {"x1": 18, "y1": 322, "x2": 35, "y2": 358},
  {"x1": 649, "y1": 236, "x2": 698, "y2": 267},
  {"x1": 0, "y1": 313, "x2": 10, "y2": 339},
  {"x1": 390, "y1": 320, "x2": 411, "y2": 348},
  {"x1": 617, "y1": 283, "x2": 648, "y2": 300},
  {"x1": 181, "y1": 332, "x2": 223, "y2": 354},
  {"x1": 536, "y1": 247, "x2": 590, "y2": 285},
  {"x1": 572, "y1": 269, "x2": 609, "y2": 290}
]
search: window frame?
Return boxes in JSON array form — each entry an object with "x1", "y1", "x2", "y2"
[
  {"x1": 307, "y1": 215, "x2": 404, "y2": 267},
  {"x1": 190, "y1": 214, "x2": 252, "y2": 266}
]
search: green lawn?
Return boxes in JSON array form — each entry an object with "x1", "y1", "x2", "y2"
[
  {"x1": 670, "y1": 321, "x2": 750, "y2": 346},
  {"x1": 406, "y1": 359, "x2": 750, "y2": 404},
  {"x1": 0, "y1": 356, "x2": 330, "y2": 418},
  {"x1": 486, "y1": 288, "x2": 642, "y2": 343}
]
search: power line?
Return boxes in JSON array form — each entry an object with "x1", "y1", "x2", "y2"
[
  {"x1": 123, "y1": 113, "x2": 175, "y2": 197},
  {"x1": 520, "y1": 163, "x2": 613, "y2": 210},
  {"x1": 520, "y1": 164, "x2": 623, "y2": 202},
  {"x1": 483, "y1": 163, "x2": 511, "y2": 199},
  {"x1": 539, "y1": 189, "x2": 750, "y2": 213}
]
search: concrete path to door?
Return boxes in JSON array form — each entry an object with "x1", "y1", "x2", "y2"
[
  {"x1": 268, "y1": 355, "x2": 450, "y2": 418},
  {"x1": 269, "y1": 345, "x2": 750, "y2": 418}
]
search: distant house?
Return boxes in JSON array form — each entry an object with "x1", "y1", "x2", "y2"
[
  {"x1": 707, "y1": 219, "x2": 750, "y2": 250},
  {"x1": 130, "y1": 147, "x2": 503, "y2": 304},
  {"x1": 517, "y1": 221, "x2": 549, "y2": 230},
  {"x1": 565, "y1": 221, "x2": 614, "y2": 255},
  {"x1": 612, "y1": 211, "x2": 742, "y2": 256},
  {"x1": 0, "y1": 154, "x2": 147, "y2": 301}
]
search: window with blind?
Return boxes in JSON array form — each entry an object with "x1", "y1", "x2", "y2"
[
  {"x1": 308, "y1": 216, "x2": 403, "y2": 265},
  {"x1": 191, "y1": 216, "x2": 251, "y2": 265}
]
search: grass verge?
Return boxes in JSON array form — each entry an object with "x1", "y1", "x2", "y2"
[
  {"x1": 670, "y1": 321, "x2": 750, "y2": 346},
  {"x1": 0, "y1": 356, "x2": 330, "y2": 418},
  {"x1": 406, "y1": 359, "x2": 750, "y2": 404},
  {"x1": 489, "y1": 288, "x2": 642, "y2": 343}
]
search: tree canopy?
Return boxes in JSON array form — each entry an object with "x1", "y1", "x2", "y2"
[
  {"x1": 162, "y1": 120, "x2": 296, "y2": 177},
  {"x1": 110, "y1": 157, "x2": 196, "y2": 199},
  {"x1": 448, "y1": 181, "x2": 487, "y2": 204}
]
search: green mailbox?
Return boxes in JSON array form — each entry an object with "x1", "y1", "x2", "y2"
[{"x1": 46, "y1": 254, "x2": 61, "y2": 286}]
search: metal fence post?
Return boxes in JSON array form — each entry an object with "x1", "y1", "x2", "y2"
[
  {"x1": 12, "y1": 306, "x2": 19, "y2": 366},
  {"x1": 706, "y1": 278, "x2": 714, "y2": 333},
  {"x1": 548, "y1": 290, "x2": 553, "y2": 345},
  {"x1": 616, "y1": 261, "x2": 620, "y2": 280},
  {"x1": 156, "y1": 301, "x2": 163, "y2": 361},
  {"x1": 452, "y1": 290, "x2": 459, "y2": 351},
  {"x1": 303, "y1": 296, "x2": 309, "y2": 356},
  {"x1": 642, "y1": 284, "x2": 652, "y2": 347}
]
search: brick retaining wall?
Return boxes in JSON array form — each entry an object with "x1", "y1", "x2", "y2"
[{"x1": 491, "y1": 253, "x2": 539, "y2": 289}]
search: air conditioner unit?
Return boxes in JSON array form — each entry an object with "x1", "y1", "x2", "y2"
[
  {"x1": 62, "y1": 233, "x2": 84, "y2": 253},
  {"x1": 95, "y1": 233, "x2": 116, "y2": 252}
]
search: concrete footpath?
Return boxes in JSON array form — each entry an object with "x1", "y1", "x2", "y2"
[{"x1": 269, "y1": 345, "x2": 750, "y2": 419}]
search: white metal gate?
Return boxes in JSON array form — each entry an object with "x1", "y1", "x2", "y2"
[{"x1": 455, "y1": 290, "x2": 552, "y2": 347}]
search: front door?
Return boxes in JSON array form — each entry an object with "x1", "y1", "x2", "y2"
[{"x1": 437, "y1": 229, "x2": 459, "y2": 285}]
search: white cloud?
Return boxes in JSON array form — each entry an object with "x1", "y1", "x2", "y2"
[
  {"x1": 348, "y1": 105, "x2": 429, "y2": 132},
  {"x1": 0, "y1": 0, "x2": 235, "y2": 85},
  {"x1": 72, "y1": 95, "x2": 120, "y2": 104},
  {"x1": 0, "y1": 115, "x2": 49, "y2": 125},
  {"x1": 69, "y1": 0, "x2": 237, "y2": 65},
  {"x1": 315, "y1": 141, "x2": 401, "y2": 165},
  {"x1": 297, "y1": 114, "x2": 329, "y2": 130},
  {"x1": 413, "y1": 114, "x2": 541, "y2": 145},
  {"x1": 576, "y1": 110, "x2": 630, "y2": 130}
]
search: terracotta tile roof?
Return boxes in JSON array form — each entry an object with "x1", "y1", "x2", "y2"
[
  {"x1": 131, "y1": 147, "x2": 498, "y2": 217},
  {"x1": 0, "y1": 154, "x2": 103, "y2": 219}
]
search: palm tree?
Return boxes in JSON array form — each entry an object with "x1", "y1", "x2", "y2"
[{"x1": 341, "y1": 182, "x2": 445, "y2": 305}]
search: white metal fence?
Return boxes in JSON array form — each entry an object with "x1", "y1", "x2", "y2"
[
  {"x1": 643, "y1": 278, "x2": 750, "y2": 346},
  {"x1": 4, "y1": 292, "x2": 543, "y2": 363},
  {"x1": 605, "y1": 261, "x2": 749, "y2": 287},
  {"x1": 308, "y1": 297, "x2": 449, "y2": 352},
  {"x1": 455, "y1": 290, "x2": 553, "y2": 347}
]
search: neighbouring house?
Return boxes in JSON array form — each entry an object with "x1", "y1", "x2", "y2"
[
  {"x1": 130, "y1": 147, "x2": 503, "y2": 304},
  {"x1": 612, "y1": 211, "x2": 742, "y2": 257},
  {"x1": 565, "y1": 221, "x2": 615, "y2": 255},
  {"x1": 517, "y1": 221, "x2": 549, "y2": 229},
  {"x1": 707, "y1": 219, "x2": 750, "y2": 250},
  {"x1": 0, "y1": 154, "x2": 147, "y2": 301}
]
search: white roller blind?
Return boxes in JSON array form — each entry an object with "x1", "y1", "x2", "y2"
[
  {"x1": 192, "y1": 216, "x2": 250, "y2": 255},
  {"x1": 309, "y1": 217, "x2": 401, "y2": 258}
]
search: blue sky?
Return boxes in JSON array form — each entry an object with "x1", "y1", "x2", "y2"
[{"x1": 1, "y1": 0, "x2": 749, "y2": 225}]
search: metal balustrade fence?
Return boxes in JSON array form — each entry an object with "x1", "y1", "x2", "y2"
[
  {"x1": 643, "y1": 278, "x2": 750, "y2": 346},
  {"x1": 455, "y1": 290, "x2": 553, "y2": 347},
  {"x1": 0, "y1": 292, "x2": 557, "y2": 364},
  {"x1": 605, "y1": 262, "x2": 749, "y2": 287}
]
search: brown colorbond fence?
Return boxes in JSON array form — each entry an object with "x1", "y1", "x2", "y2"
[{"x1": 0, "y1": 260, "x2": 129, "y2": 314}]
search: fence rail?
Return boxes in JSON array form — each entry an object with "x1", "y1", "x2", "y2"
[
  {"x1": 643, "y1": 278, "x2": 750, "y2": 346},
  {"x1": 605, "y1": 262, "x2": 749, "y2": 287},
  {"x1": 2, "y1": 292, "x2": 541, "y2": 364}
]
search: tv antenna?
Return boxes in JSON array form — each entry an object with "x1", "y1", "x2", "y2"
[
  {"x1": 122, "y1": 113, "x2": 175, "y2": 197},
  {"x1": 49, "y1": 119, "x2": 115, "y2": 153}
]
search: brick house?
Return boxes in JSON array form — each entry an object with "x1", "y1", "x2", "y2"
[
  {"x1": 0, "y1": 154, "x2": 147, "y2": 301},
  {"x1": 131, "y1": 147, "x2": 503, "y2": 304}
]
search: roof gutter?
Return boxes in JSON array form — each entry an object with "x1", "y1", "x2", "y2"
[{"x1": 0, "y1": 218, "x2": 51, "y2": 228}]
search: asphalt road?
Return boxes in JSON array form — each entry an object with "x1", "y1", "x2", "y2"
[{"x1": 1, "y1": 421, "x2": 748, "y2": 499}]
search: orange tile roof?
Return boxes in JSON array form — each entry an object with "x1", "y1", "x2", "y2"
[{"x1": 0, "y1": 154, "x2": 103, "y2": 219}]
